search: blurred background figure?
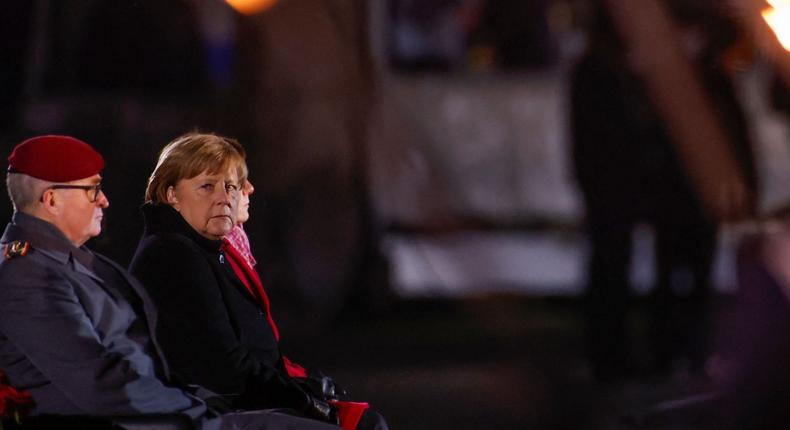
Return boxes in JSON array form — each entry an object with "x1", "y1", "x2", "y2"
[
  {"x1": 570, "y1": 0, "x2": 757, "y2": 381},
  {"x1": 706, "y1": 35, "x2": 790, "y2": 430}
]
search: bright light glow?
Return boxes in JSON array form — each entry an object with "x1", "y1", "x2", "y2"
[
  {"x1": 763, "y1": 0, "x2": 790, "y2": 51},
  {"x1": 225, "y1": 0, "x2": 278, "y2": 15}
]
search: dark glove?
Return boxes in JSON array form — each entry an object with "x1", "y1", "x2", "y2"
[
  {"x1": 300, "y1": 393, "x2": 339, "y2": 425},
  {"x1": 278, "y1": 378, "x2": 338, "y2": 424},
  {"x1": 318, "y1": 374, "x2": 348, "y2": 400},
  {"x1": 295, "y1": 371, "x2": 348, "y2": 401}
]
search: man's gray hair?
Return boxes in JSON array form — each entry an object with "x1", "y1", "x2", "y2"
[{"x1": 6, "y1": 173, "x2": 53, "y2": 213}]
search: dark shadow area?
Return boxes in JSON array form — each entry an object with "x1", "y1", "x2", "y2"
[{"x1": 291, "y1": 295, "x2": 733, "y2": 429}]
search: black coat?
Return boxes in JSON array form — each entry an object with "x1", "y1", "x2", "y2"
[{"x1": 129, "y1": 203, "x2": 299, "y2": 409}]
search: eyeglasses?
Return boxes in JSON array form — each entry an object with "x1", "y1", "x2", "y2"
[{"x1": 49, "y1": 184, "x2": 103, "y2": 203}]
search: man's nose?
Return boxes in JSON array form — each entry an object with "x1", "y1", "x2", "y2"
[{"x1": 97, "y1": 190, "x2": 109, "y2": 208}]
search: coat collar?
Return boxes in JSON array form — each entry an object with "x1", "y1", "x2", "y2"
[
  {"x1": 2, "y1": 212, "x2": 78, "y2": 263},
  {"x1": 0, "y1": 212, "x2": 104, "y2": 283},
  {"x1": 141, "y1": 203, "x2": 253, "y2": 302},
  {"x1": 140, "y1": 203, "x2": 222, "y2": 254}
]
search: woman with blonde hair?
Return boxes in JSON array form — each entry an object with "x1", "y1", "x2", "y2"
[{"x1": 130, "y1": 132, "x2": 386, "y2": 430}]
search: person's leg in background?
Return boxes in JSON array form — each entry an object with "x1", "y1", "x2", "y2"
[
  {"x1": 651, "y1": 216, "x2": 716, "y2": 375},
  {"x1": 584, "y1": 217, "x2": 635, "y2": 381}
]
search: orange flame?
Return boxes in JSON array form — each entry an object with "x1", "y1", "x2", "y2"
[
  {"x1": 763, "y1": 0, "x2": 790, "y2": 51},
  {"x1": 225, "y1": 0, "x2": 278, "y2": 15}
]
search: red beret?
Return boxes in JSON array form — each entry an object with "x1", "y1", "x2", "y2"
[{"x1": 7, "y1": 135, "x2": 105, "y2": 182}]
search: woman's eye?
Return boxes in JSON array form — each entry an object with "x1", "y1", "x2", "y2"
[
  {"x1": 201, "y1": 184, "x2": 214, "y2": 191},
  {"x1": 226, "y1": 184, "x2": 238, "y2": 192}
]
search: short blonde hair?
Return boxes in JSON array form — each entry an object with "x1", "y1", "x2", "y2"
[{"x1": 145, "y1": 132, "x2": 248, "y2": 204}]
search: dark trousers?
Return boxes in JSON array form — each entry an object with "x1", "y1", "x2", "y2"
[{"x1": 584, "y1": 215, "x2": 716, "y2": 379}]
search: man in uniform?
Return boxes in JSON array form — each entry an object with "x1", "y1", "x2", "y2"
[{"x1": 0, "y1": 135, "x2": 340, "y2": 430}]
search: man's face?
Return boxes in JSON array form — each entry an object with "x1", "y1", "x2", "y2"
[
  {"x1": 52, "y1": 174, "x2": 109, "y2": 246},
  {"x1": 168, "y1": 169, "x2": 239, "y2": 240}
]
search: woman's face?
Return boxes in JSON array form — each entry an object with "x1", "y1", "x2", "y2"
[
  {"x1": 236, "y1": 180, "x2": 254, "y2": 225},
  {"x1": 167, "y1": 169, "x2": 240, "y2": 240}
]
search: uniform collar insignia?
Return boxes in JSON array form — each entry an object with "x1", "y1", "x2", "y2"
[{"x1": 4, "y1": 240, "x2": 29, "y2": 259}]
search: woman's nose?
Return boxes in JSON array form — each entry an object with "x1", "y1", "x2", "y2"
[{"x1": 216, "y1": 183, "x2": 236, "y2": 203}]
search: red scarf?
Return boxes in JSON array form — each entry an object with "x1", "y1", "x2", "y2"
[
  {"x1": 222, "y1": 239, "x2": 369, "y2": 430},
  {"x1": 221, "y1": 239, "x2": 307, "y2": 378}
]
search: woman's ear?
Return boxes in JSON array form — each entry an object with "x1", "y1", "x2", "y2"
[{"x1": 166, "y1": 186, "x2": 179, "y2": 208}]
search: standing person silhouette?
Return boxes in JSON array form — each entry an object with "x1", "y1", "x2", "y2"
[{"x1": 570, "y1": 1, "x2": 756, "y2": 381}]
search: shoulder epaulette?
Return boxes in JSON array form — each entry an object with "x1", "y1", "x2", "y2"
[{"x1": 4, "y1": 241, "x2": 30, "y2": 259}]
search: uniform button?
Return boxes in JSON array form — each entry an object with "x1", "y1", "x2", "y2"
[{"x1": 219, "y1": 254, "x2": 225, "y2": 264}]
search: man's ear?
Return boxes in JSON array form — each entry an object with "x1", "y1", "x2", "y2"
[{"x1": 40, "y1": 189, "x2": 59, "y2": 214}]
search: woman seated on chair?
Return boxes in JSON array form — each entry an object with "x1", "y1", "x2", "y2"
[{"x1": 129, "y1": 132, "x2": 386, "y2": 430}]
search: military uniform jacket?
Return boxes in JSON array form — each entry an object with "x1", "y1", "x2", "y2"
[{"x1": 0, "y1": 212, "x2": 202, "y2": 416}]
